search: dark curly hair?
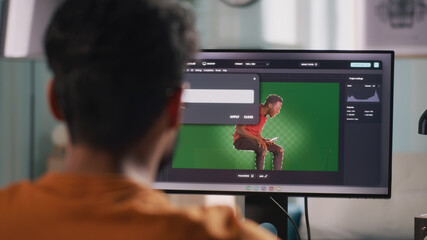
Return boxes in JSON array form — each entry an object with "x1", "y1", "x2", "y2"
[
  {"x1": 264, "y1": 94, "x2": 283, "y2": 105},
  {"x1": 44, "y1": 0, "x2": 197, "y2": 155}
]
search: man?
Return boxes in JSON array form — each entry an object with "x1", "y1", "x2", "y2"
[
  {"x1": 0, "y1": 0, "x2": 275, "y2": 239},
  {"x1": 233, "y1": 94, "x2": 284, "y2": 170}
]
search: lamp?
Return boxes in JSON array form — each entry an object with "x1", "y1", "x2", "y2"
[{"x1": 419, "y1": 109, "x2": 427, "y2": 135}]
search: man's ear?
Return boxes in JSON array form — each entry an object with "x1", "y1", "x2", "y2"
[
  {"x1": 47, "y1": 79, "x2": 65, "y2": 121},
  {"x1": 167, "y1": 87, "x2": 182, "y2": 128},
  {"x1": 268, "y1": 103, "x2": 273, "y2": 109}
]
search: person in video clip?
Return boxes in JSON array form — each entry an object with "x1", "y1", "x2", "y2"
[
  {"x1": 0, "y1": 0, "x2": 276, "y2": 239},
  {"x1": 233, "y1": 94, "x2": 284, "y2": 170}
]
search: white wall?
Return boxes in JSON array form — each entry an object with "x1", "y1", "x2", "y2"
[{"x1": 300, "y1": 153, "x2": 427, "y2": 240}]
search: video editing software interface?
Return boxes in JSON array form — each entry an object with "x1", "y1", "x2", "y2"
[{"x1": 155, "y1": 51, "x2": 394, "y2": 197}]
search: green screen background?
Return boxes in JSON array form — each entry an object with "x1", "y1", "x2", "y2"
[{"x1": 172, "y1": 82, "x2": 340, "y2": 171}]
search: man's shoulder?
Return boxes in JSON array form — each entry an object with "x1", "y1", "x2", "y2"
[
  {"x1": 162, "y1": 205, "x2": 275, "y2": 240},
  {"x1": 177, "y1": 204, "x2": 236, "y2": 222},
  {"x1": 0, "y1": 180, "x2": 34, "y2": 222},
  {"x1": 0, "y1": 180, "x2": 33, "y2": 202},
  {"x1": 0, "y1": 181, "x2": 275, "y2": 240}
]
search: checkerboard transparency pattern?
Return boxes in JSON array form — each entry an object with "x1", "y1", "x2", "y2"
[{"x1": 173, "y1": 82, "x2": 339, "y2": 172}]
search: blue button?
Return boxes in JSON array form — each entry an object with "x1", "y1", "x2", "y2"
[
  {"x1": 351, "y1": 62, "x2": 371, "y2": 68},
  {"x1": 374, "y1": 62, "x2": 380, "y2": 68}
]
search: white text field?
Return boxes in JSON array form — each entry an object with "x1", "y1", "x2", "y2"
[{"x1": 182, "y1": 89, "x2": 254, "y2": 104}]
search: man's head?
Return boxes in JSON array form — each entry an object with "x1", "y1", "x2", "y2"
[
  {"x1": 44, "y1": 0, "x2": 197, "y2": 158},
  {"x1": 264, "y1": 94, "x2": 283, "y2": 118}
]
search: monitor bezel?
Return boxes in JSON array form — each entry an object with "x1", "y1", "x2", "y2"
[{"x1": 157, "y1": 49, "x2": 394, "y2": 199}]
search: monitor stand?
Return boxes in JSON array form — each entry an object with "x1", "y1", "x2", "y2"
[{"x1": 245, "y1": 195, "x2": 288, "y2": 239}]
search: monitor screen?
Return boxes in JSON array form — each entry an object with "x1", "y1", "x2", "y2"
[{"x1": 155, "y1": 50, "x2": 394, "y2": 198}]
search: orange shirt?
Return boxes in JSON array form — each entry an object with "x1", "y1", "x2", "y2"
[{"x1": 0, "y1": 173, "x2": 276, "y2": 240}]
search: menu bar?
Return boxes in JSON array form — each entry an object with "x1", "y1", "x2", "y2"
[{"x1": 185, "y1": 60, "x2": 383, "y2": 70}]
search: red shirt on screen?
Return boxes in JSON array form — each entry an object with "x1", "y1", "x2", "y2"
[{"x1": 233, "y1": 106, "x2": 267, "y2": 142}]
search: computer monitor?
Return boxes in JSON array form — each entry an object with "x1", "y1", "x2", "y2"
[{"x1": 155, "y1": 50, "x2": 394, "y2": 199}]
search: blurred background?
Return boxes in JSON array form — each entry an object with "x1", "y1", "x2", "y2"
[{"x1": 1, "y1": 0, "x2": 427, "y2": 239}]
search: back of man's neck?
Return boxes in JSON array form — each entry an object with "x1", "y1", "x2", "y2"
[
  {"x1": 62, "y1": 144, "x2": 155, "y2": 185},
  {"x1": 63, "y1": 144, "x2": 121, "y2": 175}
]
